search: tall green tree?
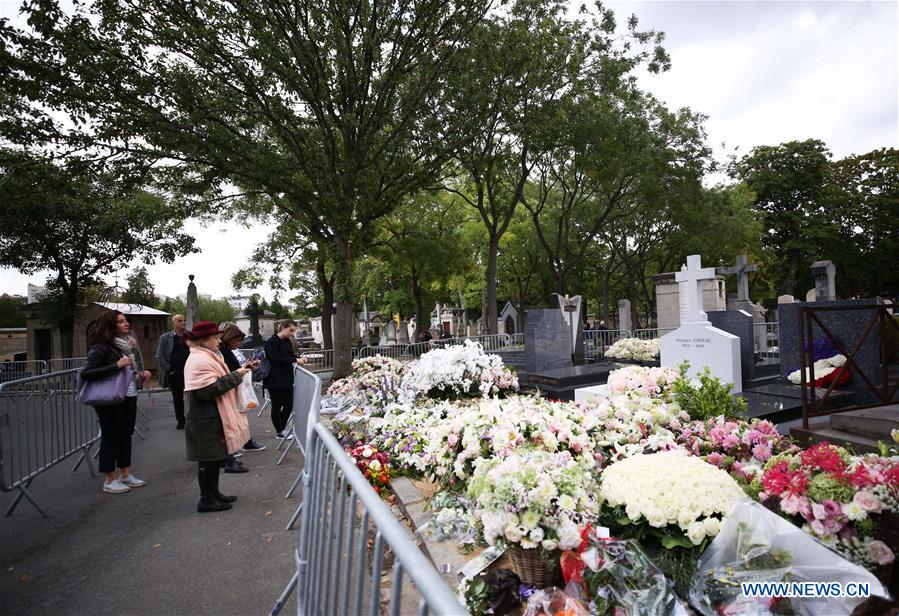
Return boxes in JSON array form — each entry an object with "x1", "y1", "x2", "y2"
[
  {"x1": 0, "y1": 294, "x2": 26, "y2": 327},
  {"x1": 4, "y1": 0, "x2": 491, "y2": 378},
  {"x1": 0, "y1": 150, "x2": 195, "y2": 355},
  {"x1": 120, "y1": 266, "x2": 159, "y2": 307},
  {"x1": 733, "y1": 139, "x2": 831, "y2": 296}
]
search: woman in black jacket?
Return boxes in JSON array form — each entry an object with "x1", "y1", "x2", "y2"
[
  {"x1": 263, "y1": 319, "x2": 304, "y2": 439},
  {"x1": 81, "y1": 309, "x2": 151, "y2": 494}
]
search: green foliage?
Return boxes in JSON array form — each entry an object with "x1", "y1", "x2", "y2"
[
  {"x1": 157, "y1": 296, "x2": 235, "y2": 326},
  {"x1": 0, "y1": 294, "x2": 26, "y2": 327},
  {"x1": 120, "y1": 266, "x2": 158, "y2": 307},
  {"x1": 671, "y1": 362, "x2": 747, "y2": 421}
]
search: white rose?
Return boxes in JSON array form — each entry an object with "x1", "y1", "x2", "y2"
[
  {"x1": 687, "y1": 521, "x2": 706, "y2": 546},
  {"x1": 529, "y1": 527, "x2": 545, "y2": 543},
  {"x1": 646, "y1": 509, "x2": 668, "y2": 528},
  {"x1": 702, "y1": 517, "x2": 722, "y2": 537}
]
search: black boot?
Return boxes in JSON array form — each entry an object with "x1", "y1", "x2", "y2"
[
  {"x1": 210, "y1": 463, "x2": 237, "y2": 503},
  {"x1": 223, "y1": 458, "x2": 248, "y2": 473},
  {"x1": 197, "y1": 464, "x2": 232, "y2": 513}
]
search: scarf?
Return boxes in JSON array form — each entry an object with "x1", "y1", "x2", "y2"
[
  {"x1": 114, "y1": 336, "x2": 144, "y2": 388},
  {"x1": 183, "y1": 346, "x2": 250, "y2": 455}
]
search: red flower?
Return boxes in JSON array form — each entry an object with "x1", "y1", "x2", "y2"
[
  {"x1": 801, "y1": 442, "x2": 845, "y2": 475},
  {"x1": 761, "y1": 461, "x2": 809, "y2": 497}
]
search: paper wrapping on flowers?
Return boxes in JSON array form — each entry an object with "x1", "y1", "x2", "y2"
[{"x1": 689, "y1": 500, "x2": 888, "y2": 616}]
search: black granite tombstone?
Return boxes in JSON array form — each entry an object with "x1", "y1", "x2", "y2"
[
  {"x1": 524, "y1": 309, "x2": 572, "y2": 373},
  {"x1": 708, "y1": 310, "x2": 755, "y2": 382},
  {"x1": 778, "y1": 299, "x2": 883, "y2": 395}
]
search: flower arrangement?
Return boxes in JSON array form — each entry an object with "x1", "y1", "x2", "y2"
[
  {"x1": 603, "y1": 337, "x2": 660, "y2": 362},
  {"x1": 600, "y1": 451, "x2": 746, "y2": 549},
  {"x1": 324, "y1": 370, "x2": 403, "y2": 418},
  {"x1": 467, "y1": 449, "x2": 600, "y2": 555},
  {"x1": 351, "y1": 354, "x2": 407, "y2": 377},
  {"x1": 582, "y1": 394, "x2": 685, "y2": 465},
  {"x1": 368, "y1": 401, "x2": 459, "y2": 475},
  {"x1": 401, "y1": 340, "x2": 518, "y2": 400},
  {"x1": 670, "y1": 415, "x2": 799, "y2": 488},
  {"x1": 786, "y1": 353, "x2": 849, "y2": 387},
  {"x1": 605, "y1": 365, "x2": 678, "y2": 398},
  {"x1": 758, "y1": 442, "x2": 899, "y2": 568},
  {"x1": 345, "y1": 442, "x2": 392, "y2": 494},
  {"x1": 561, "y1": 526, "x2": 685, "y2": 615}
]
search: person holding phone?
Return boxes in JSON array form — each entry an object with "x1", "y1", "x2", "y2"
[
  {"x1": 183, "y1": 321, "x2": 252, "y2": 513},
  {"x1": 219, "y1": 323, "x2": 265, "y2": 452},
  {"x1": 82, "y1": 309, "x2": 151, "y2": 494},
  {"x1": 263, "y1": 319, "x2": 305, "y2": 439}
]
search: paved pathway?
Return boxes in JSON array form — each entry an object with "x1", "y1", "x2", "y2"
[{"x1": 1, "y1": 391, "x2": 302, "y2": 615}]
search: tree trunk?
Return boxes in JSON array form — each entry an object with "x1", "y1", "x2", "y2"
[
  {"x1": 411, "y1": 268, "x2": 425, "y2": 342},
  {"x1": 316, "y1": 260, "x2": 334, "y2": 350},
  {"x1": 331, "y1": 239, "x2": 355, "y2": 379},
  {"x1": 785, "y1": 248, "x2": 801, "y2": 297},
  {"x1": 484, "y1": 236, "x2": 500, "y2": 335}
]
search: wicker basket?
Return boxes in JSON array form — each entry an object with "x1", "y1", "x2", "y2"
[{"x1": 508, "y1": 546, "x2": 561, "y2": 587}]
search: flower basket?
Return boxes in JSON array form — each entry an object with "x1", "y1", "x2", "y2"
[{"x1": 508, "y1": 546, "x2": 561, "y2": 587}]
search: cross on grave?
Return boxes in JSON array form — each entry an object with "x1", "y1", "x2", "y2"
[
  {"x1": 241, "y1": 296, "x2": 264, "y2": 348},
  {"x1": 675, "y1": 255, "x2": 717, "y2": 324},
  {"x1": 718, "y1": 255, "x2": 758, "y2": 302}
]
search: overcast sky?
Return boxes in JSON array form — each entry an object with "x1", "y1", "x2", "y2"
[{"x1": 1, "y1": 0, "x2": 897, "y2": 301}]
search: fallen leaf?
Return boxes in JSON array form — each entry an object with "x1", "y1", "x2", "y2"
[
  {"x1": 264, "y1": 511, "x2": 273, "y2": 517},
  {"x1": 153, "y1": 544, "x2": 162, "y2": 549},
  {"x1": 264, "y1": 536, "x2": 273, "y2": 544},
  {"x1": 20, "y1": 575, "x2": 29, "y2": 583}
]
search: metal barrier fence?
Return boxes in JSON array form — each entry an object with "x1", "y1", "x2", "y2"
[
  {"x1": 0, "y1": 369, "x2": 99, "y2": 517},
  {"x1": 0, "y1": 360, "x2": 48, "y2": 384},
  {"x1": 48, "y1": 357, "x2": 87, "y2": 372},
  {"x1": 584, "y1": 329, "x2": 632, "y2": 360},
  {"x1": 508, "y1": 333, "x2": 524, "y2": 348},
  {"x1": 632, "y1": 327, "x2": 674, "y2": 340},
  {"x1": 287, "y1": 421, "x2": 465, "y2": 616},
  {"x1": 754, "y1": 321, "x2": 779, "y2": 360}
]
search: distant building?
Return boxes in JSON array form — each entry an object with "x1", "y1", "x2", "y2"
[
  {"x1": 226, "y1": 295, "x2": 252, "y2": 311},
  {"x1": 24, "y1": 301, "x2": 170, "y2": 371}
]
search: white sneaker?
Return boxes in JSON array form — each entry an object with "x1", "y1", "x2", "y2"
[
  {"x1": 103, "y1": 479, "x2": 131, "y2": 493},
  {"x1": 119, "y1": 475, "x2": 146, "y2": 488}
]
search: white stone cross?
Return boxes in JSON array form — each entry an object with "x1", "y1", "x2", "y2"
[{"x1": 675, "y1": 255, "x2": 717, "y2": 324}]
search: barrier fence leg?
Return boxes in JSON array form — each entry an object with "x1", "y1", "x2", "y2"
[
  {"x1": 270, "y1": 569, "x2": 298, "y2": 616},
  {"x1": 71, "y1": 437, "x2": 99, "y2": 473},
  {"x1": 285, "y1": 501, "x2": 303, "y2": 531},
  {"x1": 5, "y1": 478, "x2": 48, "y2": 518},
  {"x1": 285, "y1": 469, "x2": 303, "y2": 499},
  {"x1": 276, "y1": 414, "x2": 294, "y2": 451}
]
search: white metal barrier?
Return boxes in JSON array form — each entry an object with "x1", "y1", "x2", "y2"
[
  {"x1": 632, "y1": 328, "x2": 674, "y2": 340},
  {"x1": 584, "y1": 329, "x2": 632, "y2": 360}
]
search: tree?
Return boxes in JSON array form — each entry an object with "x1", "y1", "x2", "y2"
[
  {"x1": 120, "y1": 266, "x2": 159, "y2": 307},
  {"x1": 733, "y1": 139, "x2": 831, "y2": 296},
  {"x1": 0, "y1": 294, "x2": 26, "y2": 327},
  {"x1": 0, "y1": 151, "x2": 195, "y2": 355},
  {"x1": 447, "y1": 0, "x2": 670, "y2": 330},
  {"x1": 5, "y1": 0, "x2": 491, "y2": 378}
]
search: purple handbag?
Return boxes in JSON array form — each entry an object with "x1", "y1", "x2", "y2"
[{"x1": 77, "y1": 365, "x2": 134, "y2": 406}]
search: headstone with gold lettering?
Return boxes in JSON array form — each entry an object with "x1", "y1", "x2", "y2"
[{"x1": 660, "y1": 255, "x2": 743, "y2": 393}]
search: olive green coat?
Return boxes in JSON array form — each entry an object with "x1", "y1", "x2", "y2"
[{"x1": 185, "y1": 371, "x2": 243, "y2": 462}]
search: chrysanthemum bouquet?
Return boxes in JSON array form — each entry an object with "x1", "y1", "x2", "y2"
[
  {"x1": 401, "y1": 340, "x2": 518, "y2": 400},
  {"x1": 603, "y1": 338, "x2": 660, "y2": 362}
]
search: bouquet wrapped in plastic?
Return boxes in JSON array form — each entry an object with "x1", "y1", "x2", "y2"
[
  {"x1": 561, "y1": 525, "x2": 688, "y2": 615},
  {"x1": 689, "y1": 500, "x2": 889, "y2": 616}
]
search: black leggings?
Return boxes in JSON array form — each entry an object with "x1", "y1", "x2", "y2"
[
  {"x1": 267, "y1": 388, "x2": 293, "y2": 434},
  {"x1": 94, "y1": 396, "x2": 138, "y2": 473}
]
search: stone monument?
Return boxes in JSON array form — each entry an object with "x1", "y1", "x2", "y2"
[
  {"x1": 524, "y1": 309, "x2": 572, "y2": 373},
  {"x1": 385, "y1": 321, "x2": 398, "y2": 345},
  {"x1": 618, "y1": 299, "x2": 632, "y2": 333},
  {"x1": 660, "y1": 255, "x2": 742, "y2": 393},
  {"x1": 810, "y1": 260, "x2": 836, "y2": 301},
  {"x1": 186, "y1": 275, "x2": 200, "y2": 329},
  {"x1": 653, "y1": 270, "x2": 727, "y2": 330},
  {"x1": 241, "y1": 295, "x2": 264, "y2": 348},
  {"x1": 397, "y1": 320, "x2": 410, "y2": 345},
  {"x1": 719, "y1": 255, "x2": 767, "y2": 354},
  {"x1": 556, "y1": 294, "x2": 585, "y2": 363}
]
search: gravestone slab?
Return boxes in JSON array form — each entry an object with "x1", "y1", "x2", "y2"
[
  {"x1": 811, "y1": 260, "x2": 836, "y2": 301},
  {"x1": 618, "y1": 299, "x2": 632, "y2": 333},
  {"x1": 385, "y1": 321, "x2": 398, "y2": 344},
  {"x1": 556, "y1": 295, "x2": 585, "y2": 363},
  {"x1": 397, "y1": 320, "x2": 410, "y2": 345},
  {"x1": 708, "y1": 310, "x2": 756, "y2": 382},
  {"x1": 778, "y1": 299, "x2": 883, "y2": 394},
  {"x1": 525, "y1": 309, "x2": 572, "y2": 373}
]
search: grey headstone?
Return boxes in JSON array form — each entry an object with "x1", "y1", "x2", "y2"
[
  {"x1": 778, "y1": 298, "x2": 883, "y2": 394},
  {"x1": 810, "y1": 260, "x2": 836, "y2": 301},
  {"x1": 186, "y1": 275, "x2": 200, "y2": 329},
  {"x1": 556, "y1": 295, "x2": 585, "y2": 364},
  {"x1": 524, "y1": 309, "x2": 572, "y2": 373},
  {"x1": 718, "y1": 255, "x2": 758, "y2": 302},
  {"x1": 397, "y1": 320, "x2": 410, "y2": 345},
  {"x1": 708, "y1": 310, "x2": 756, "y2": 382},
  {"x1": 385, "y1": 321, "x2": 398, "y2": 344},
  {"x1": 778, "y1": 295, "x2": 796, "y2": 304},
  {"x1": 618, "y1": 299, "x2": 632, "y2": 333}
]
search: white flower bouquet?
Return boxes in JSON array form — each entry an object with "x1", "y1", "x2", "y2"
[
  {"x1": 786, "y1": 353, "x2": 848, "y2": 385},
  {"x1": 600, "y1": 451, "x2": 746, "y2": 548},
  {"x1": 604, "y1": 337, "x2": 660, "y2": 362},
  {"x1": 401, "y1": 340, "x2": 518, "y2": 400},
  {"x1": 467, "y1": 448, "x2": 600, "y2": 554},
  {"x1": 582, "y1": 394, "x2": 686, "y2": 465},
  {"x1": 606, "y1": 365, "x2": 679, "y2": 398},
  {"x1": 351, "y1": 355, "x2": 408, "y2": 377}
]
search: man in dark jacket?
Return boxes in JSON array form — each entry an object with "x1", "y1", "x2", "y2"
[
  {"x1": 157, "y1": 314, "x2": 190, "y2": 429},
  {"x1": 264, "y1": 319, "x2": 304, "y2": 439}
]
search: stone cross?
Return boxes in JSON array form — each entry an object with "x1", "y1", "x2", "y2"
[
  {"x1": 242, "y1": 295, "x2": 264, "y2": 348},
  {"x1": 675, "y1": 255, "x2": 717, "y2": 324},
  {"x1": 719, "y1": 254, "x2": 757, "y2": 302},
  {"x1": 810, "y1": 260, "x2": 836, "y2": 301},
  {"x1": 617, "y1": 299, "x2": 632, "y2": 333}
]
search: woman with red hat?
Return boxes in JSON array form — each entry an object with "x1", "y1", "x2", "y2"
[{"x1": 182, "y1": 320, "x2": 252, "y2": 513}]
